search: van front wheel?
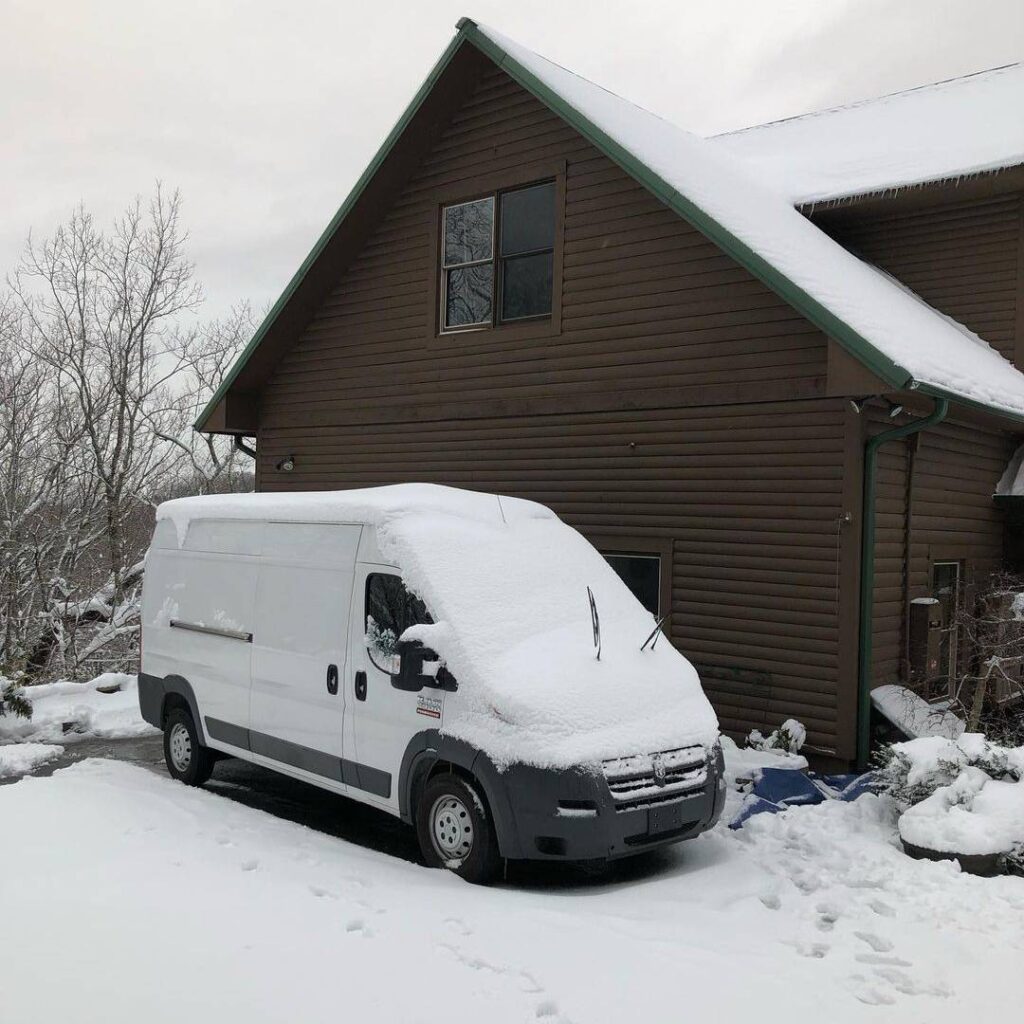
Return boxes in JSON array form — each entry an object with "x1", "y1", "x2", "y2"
[
  {"x1": 163, "y1": 708, "x2": 215, "y2": 786},
  {"x1": 416, "y1": 774, "x2": 501, "y2": 884}
]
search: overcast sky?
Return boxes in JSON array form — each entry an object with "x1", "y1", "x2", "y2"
[{"x1": 3, "y1": 0, "x2": 1022, "y2": 321}]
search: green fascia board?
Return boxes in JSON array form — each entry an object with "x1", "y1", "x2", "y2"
[
  {"x1": 194, "y1": 29, "x2": 471, "y2": 431},
  {"x1": 201, "y1": 16, "x2": 1023, "y2": 432}
]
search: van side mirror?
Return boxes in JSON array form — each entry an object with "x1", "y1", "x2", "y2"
[{"x1": 390, "y1": 639, "x2": 457, "y2": 693}]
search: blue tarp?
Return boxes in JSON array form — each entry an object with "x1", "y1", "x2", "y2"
[{"x1": 729, "y1": 767, "x2": 875, "y2": 829}]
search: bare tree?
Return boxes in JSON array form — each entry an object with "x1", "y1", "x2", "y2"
[
  {"x1": 145, "y1": 303, "x2": 256, "y2": 495},
  {"x1": 11, "y1": 186, "x2": 202, "y2": 613},
  {"x1": 1, "y1": 187, "x2": 254, "y2": 689}
]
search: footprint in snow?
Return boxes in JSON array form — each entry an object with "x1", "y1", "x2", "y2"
[
  {"x1": 535, "y1": 1001, "x2": 558, "y2": 1018},
  {"x1": 240, "y1": 859, "x2": 259, "y2": 872},
  {"x1": 308, "y1": 885, "x2": 338, "y2": 901},
  {"x1": 815, "y1": 902, "x2": 841, "y2": 931},
  {"x1": 794, "y1": 941, "x2": 830, "y2": 959},
  {"x1": 872, "y1": 966, "x2": 950, "y2": 998},
  {"x1": 854, "y1": 931, "x2": 893, "y2": 953},
  {"x1": 850, "y1": 975, "x2": 897, "y2": 1006},
  {"x1": 346, "y1": 919, "x2": 372, "y2": 937},
  {"x1": 856, "y1": 953, "x2": 913, "y2": 968},
  {"x1": 868, "y1": 899, "x2": 896, "y2": 917},
  {"x1": 445, "y1": 916, "x2": 473, "y2": 935},
  {"x1": 758, "y1": 893, "x2": 781, "y2": 911}
]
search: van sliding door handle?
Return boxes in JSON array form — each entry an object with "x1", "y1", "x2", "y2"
[
  {"x1": 326, "y1": 664, "x2": 339, "y2": 696},
  {"x1": 354, "y1": 670, "x2": 367, "y2": 702}
]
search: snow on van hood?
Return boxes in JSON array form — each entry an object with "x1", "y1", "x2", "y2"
[{"x1": 156, "y1": 485, "x2": 719, "y2": 768}]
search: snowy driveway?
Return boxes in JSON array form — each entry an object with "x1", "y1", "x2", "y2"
[{"x1": 2, "y1": 758, "x2": 1022, "y2": 1024}]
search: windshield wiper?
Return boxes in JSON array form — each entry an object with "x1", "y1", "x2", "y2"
[
  {"x1": 587, "y1": 586, "x2": 601, "y2": 661},
  {"x1": 640, "y1": 614, "x2": 667, "y2": 652}
]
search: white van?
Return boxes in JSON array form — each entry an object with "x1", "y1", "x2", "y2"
[{"x1": 140, "y1": 484, "x2": 724, "y2": 882}]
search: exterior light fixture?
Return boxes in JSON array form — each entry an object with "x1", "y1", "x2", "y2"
[
  {"x1": 848, "y1": 397, "x2": 871, "y2": 414},
  {"x1": 275, "y1": 455, "x2": 295, "y2": 472}
]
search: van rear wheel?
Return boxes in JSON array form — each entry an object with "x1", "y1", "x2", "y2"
[
  {"x1": 416, "y1": 774, "x2": 501, "y2": 884},
  {"x1": 163, "y1": 708, "x2": 215, "y2": 786}
]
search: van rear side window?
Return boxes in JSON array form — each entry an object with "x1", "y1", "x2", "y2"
[{"x1": 364, "y1": 574, "x2": 431, "y2": 674}]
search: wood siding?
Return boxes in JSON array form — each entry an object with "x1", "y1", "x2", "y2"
[
  {"x1": 870, "y1": 414, "x2": 1015, "y2": 684},
  {"x1": 259, "y1": 399, "x2": 853, "y2": 755},
  {"x1": 820, "y1": 191, "x2": 1023, "y2": 364},
  {"x1": 259, "y1": 63, "x2": 829, "y2": 427}
]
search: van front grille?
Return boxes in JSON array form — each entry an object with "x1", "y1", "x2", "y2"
[{"x1": 601, "y1": 745, "x2": 707, "y2": 812}]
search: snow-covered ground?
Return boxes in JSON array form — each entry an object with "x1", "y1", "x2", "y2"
[
  {"x1": 0, "y1": 673, "x2": 157, "y2": 746},
  {"x1": 2, "y1": 758, "x2": 1021, "y2": 1023},
  {"x1": 0, "y1": 740, "x2": 64, "y2": 777}
]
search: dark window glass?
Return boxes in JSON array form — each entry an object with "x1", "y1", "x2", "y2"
[
  {"x1": 440, "y1": 182, "x2": 555, "y2": 331},
  {"x1": 443, "y1": 198, "x2": 493, "y2": 265},
  {"x1": 499, "y1": 182, "x2": 555, "y2": 257},
  {"x1": 445, "y1": 264, "x2": 493, "y2": 328},
  {"x1": 501, "y1": 252, "x2": 553, "y2": 320},
  {"x1": 604, "y1": 553, "x2": 661, "y2": 616},
  {"x1": 365, "y1": 573, "x2": 432, "y2": 674}
]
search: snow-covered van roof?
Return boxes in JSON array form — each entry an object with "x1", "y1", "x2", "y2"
[
  {"x1": 197, "y1": 21, "x2": 1024, "y2": 430},
  {"x1": 712, "y1": 64, "x2": 1024, "y2": 206},
  {"x1": 156, "y1": 484, "x2": 720, "y2": 768}
]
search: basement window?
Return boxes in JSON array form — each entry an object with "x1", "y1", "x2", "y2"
[{"x1": 441, "y1": 181, "x2": 555, "y2": 332}]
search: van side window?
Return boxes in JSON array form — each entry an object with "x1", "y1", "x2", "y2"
[{"x1": 365, "y1": 573, "x2": 432, "y2": 674}]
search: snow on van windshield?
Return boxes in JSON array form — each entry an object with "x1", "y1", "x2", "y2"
[{"x1": 156, "y1": 485, "x2": 719, "y2": 768}]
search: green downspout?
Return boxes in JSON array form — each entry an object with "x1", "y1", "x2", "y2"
[{"x1": 856, "y1": 396, "x2": 949, "y2": 768}]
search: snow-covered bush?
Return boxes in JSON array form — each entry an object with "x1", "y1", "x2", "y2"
[
  {"x1": 874, "y1": 733, "x2": 1021, "y2": 804},
  {"x1": 875, "y1": 733, "x2": 1024, "y2": 869},
  {"x1": 746, "y1": 718, "x2": 806, "y2": 755}
]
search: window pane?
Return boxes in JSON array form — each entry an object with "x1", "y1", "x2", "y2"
[
  {"x1": 500, "y1": 182, "x2": 555, "y2": 257},
  {"x1": 445, "y1": 264, "x2": 493, "y2": 328},
  {"x1": 604, "y1": 554, "x2": 661, "y2": 616},
  {"x1": 443, "y1": 198, "x2": 493, "y2": 265},
  {"x1": 365, "y1": 573, "x2": 431, "y2": 674},
  {"x1": 500, "y1": 251, "x2": 552, "y2": 320}
]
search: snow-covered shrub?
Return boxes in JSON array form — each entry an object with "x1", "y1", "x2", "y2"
[
  {"x1": 874, "y1": 733, "x2": 1022, "y2": 805},
  {"x1": 746, "y1": 718, "x2": 806, "y2": 755},
  {"x1": 0, "y1": 675, "x2": 31, "y2": 720},
  {"x1": 876, "y1": 733, "x2": 1024, "y2": 867}
]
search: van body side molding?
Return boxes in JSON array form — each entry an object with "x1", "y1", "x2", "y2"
[
  {"x1": 169, "y1": 619, "x2": 253, "y2": 643},
  {"x1": 204, "y1": 715, "x2": 391, "y2": 799}
]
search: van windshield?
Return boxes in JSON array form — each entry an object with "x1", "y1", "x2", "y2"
[{"x1": 365, "y1": 573, "x2": 432, "y2": 674}]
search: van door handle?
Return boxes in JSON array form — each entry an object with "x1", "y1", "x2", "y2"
[
  {"x1": 354, "y1": 670, "x2": 367, "y2": 701},
  {"x1": 326, "y1": 664, "x2": 339, "y2": 696}
]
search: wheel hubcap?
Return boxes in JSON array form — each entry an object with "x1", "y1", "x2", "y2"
[
  {"x1": 430, "y1": 794, "x2": 474, "y2": 863},
  {"x1": 168, "y1": 722, "x2": 192, "y2": 772}
]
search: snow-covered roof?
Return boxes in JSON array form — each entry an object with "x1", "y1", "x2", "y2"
[
  {"x1": 712, "y1": 64, "x2": 1024, "y2": 205},
  {"x1": 468, "y1": 23, "x2": 1024, "y2": 420},
  {"x1": 157, "y1": 484, "x2": 720, "y2": 767}
]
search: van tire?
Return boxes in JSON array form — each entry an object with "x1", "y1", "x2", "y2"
[
  {"x1": 416, "y1": 773, "x2": 501, "y2": 884},
  {"x1": 163, "y1": 708, "x2": 215, "y2": 786}
]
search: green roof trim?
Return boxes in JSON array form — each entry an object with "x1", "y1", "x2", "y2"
[{"x1": 200, "y1": 17, "x2": 1024, "y2": 432}]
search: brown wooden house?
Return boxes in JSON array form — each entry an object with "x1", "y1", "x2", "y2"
[{"x1": 197, "y1": 20, "x2": 1024, "y2": 768}]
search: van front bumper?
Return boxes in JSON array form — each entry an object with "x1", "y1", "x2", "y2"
[{"x1": 494, "y1": 742, "x2": 726, "y2": 861}]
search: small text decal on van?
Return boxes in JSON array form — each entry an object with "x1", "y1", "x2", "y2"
[{"x1": 416, "y1": 694, "x2": 442, "y2": 719}]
